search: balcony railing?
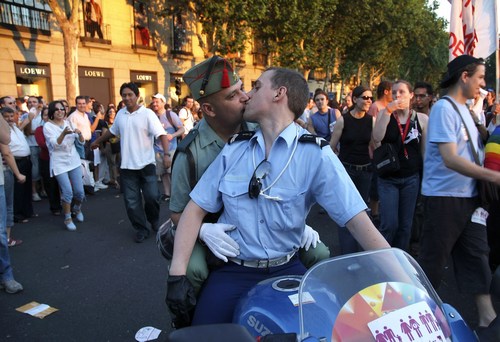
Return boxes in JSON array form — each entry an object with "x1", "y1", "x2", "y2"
[
  {"x1": 0, "y1": 1, "x2": 51, "y2": 35},
  {"x1": 79, "y1": 18, "x2": 111, "y2": 45}
]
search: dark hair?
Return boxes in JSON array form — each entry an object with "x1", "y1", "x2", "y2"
[
  {"x1": 105, "y1": 106, "x2": 116, "y2": 123},
  {"x1": 313, "y1": 89, "x2": 329, "y2": 102},
  {"x1": 0, "y1": 96, "x2": 12, "y2": 106},
  {"x1": 376, "y1": 81, "x2": 393, "y2": 99},
  {"x1": 120, "y1": 82, "x2": 140, "y2": 96},
  {"x1": 439, "y1": 60, "x2": 484, "y2": 89},
  {"x1": 414, "y1": 82, "x2": 433, "y2": 96},
  {"x1": 182, "y1": 95, "x2": 193, "y2": 106},
  {"x1": 350, "y1": 85, "x2": 371, "y2": 111},
  {"x1": 352, "y1": 85, "x2": 371, "y2": 100},
  {"x1": 48, "y1": 101, "x2": 65, "y2": 120},
  {"x1": 75, "y1": 95, "x2": 87, "y2": 104},
  {"x1": 0, "y1": 106, "x2": 15, "y2": 115},
  {"x1": 92, "y1": 101, "x2": 103, "y2": 114},
  {"x1": 266, "y1": 67, "x2": 309, "y2": 120}
]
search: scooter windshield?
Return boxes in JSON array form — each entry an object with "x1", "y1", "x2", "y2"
[{"x1": 298, "y1": 248, "x2": 452, "y2": 342}]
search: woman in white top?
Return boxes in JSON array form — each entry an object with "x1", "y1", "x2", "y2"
[{"x1": 43, "y1": 101, "x2": 85, "y2": 231}]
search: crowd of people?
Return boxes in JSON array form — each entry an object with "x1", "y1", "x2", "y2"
[{"x1": 1, "y1": 54, "x2": 500, "y2": 339}]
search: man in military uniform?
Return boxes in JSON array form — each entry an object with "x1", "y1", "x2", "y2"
[
  {"x1": 166, "y1": 57, "x2": 328, "y2": 299},
  {"x1": 166, "y1": 66, "x2": 389, "y2": 326}
]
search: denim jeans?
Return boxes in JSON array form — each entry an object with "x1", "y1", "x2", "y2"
[
  {"x1": 120, "y1": 164, "x2": 160, "y2": 234},
  {"x1": 55, "y1": 165, "x2": 85, "y2": 204},
  {"x1": 377, "y1": 173, "x2": 420, "y2": 250},
  {"x1": 338, "y1": 167, "x2": 373, "y2": 254},
  {"x1": 3, "y1": 170, "x2": 14, "y2": 227},
  {"x1": 0, "y1": 184, "x2": 14, "y2": 281}
]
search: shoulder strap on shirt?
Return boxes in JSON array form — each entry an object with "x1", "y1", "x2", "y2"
[
  {"x1": 298, "y1": 134, "x2": 329, "y2": 148},
  {"x1": 172, "y1": 128, "x2": 199, "y2": 189},
  {"x1": 228, "y1": 131, "x2": 255, "y2": 144},
  {"x1": 165, "y1": 111, "x2": 178, "y2": 132}
]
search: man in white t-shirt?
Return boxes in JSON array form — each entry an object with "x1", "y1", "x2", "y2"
[
  {"x1": 178, "y1": 95, "x2": 195, "y2": 135},
  {"x1": 91, "y1": 83, "x2": 170, "y2": 243}
]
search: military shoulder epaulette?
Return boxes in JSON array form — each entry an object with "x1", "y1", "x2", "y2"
[
  {"x1": 298, "y1": 134, "x2": 329, "y2": 148},
  {"x1": 176, "y1": 128, "x2": 199, "y2": 152},
  {"x1": 228, "y1": 131, "x2": 255, "y2": 144}
]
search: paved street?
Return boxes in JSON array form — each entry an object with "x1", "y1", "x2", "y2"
[{"x1": 2, "y1": 185, "x2": 498, "y2": 341}]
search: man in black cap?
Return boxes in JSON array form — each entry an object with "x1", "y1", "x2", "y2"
[{"x1": 419, "y1": 55, "x2": 500, "y2": 336}]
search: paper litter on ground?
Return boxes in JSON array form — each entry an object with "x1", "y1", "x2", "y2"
[
  {"x1": 16, "y1": 301, "x2": 59, "y2": 319},
  {"x1": 135, "y1": 326, "x2": 162, "y2": 341}
]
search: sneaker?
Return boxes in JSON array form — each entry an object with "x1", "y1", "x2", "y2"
[
  {"x1": 32, "y1": 193, "x2": 42, "y2": 202},
  {"x1": 65, "y1": 218, "x2": 77, "y2": 231},
  {"x1": 8, "y1": 238, "x2": 23, "y2": 247},
  {"x1": 93, "y1": 185, "x2": 100, "y2": 192},
  {"x1": 40, "y1": 190, "x2": 48, "y2": 198},
  {"x1": 75, "y1": 211, "x2": 84, "y2": 223},
  {"x1": 0, "y1": 279, "x2": 23, "y2": 294},
  {"x1": 94, "y1": 181, "x2": 108, "y2": 190}
]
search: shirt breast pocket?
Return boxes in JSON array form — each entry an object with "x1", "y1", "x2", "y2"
[
  {"x1": 267, "y1": 187, "x2": 307, "y2": 232},
  {"x1": 218, "y1": 177, "x2": 250, "y2": 228}
]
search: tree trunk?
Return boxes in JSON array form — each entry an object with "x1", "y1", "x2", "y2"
[{"x1": 61, "y1": 23, "x2": 79, "y2": 103}]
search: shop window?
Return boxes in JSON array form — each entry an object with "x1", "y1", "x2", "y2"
[
  {"x1": 171, "y1": 12, "x2": 192, "y2": 57},
  {"x1": 252, "y1": 38, "x2": 268, "y2": 67},
  {"x1": 80, "y1": 0, "x2": 110, "y2": 44},
  {"x1": 132, "y1": 0, "x2": 154, "y2": 50},
  {"x1": 0, "y1": 0, "x2": 51, "y2": 35}
]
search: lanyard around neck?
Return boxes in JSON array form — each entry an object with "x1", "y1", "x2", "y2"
[{"x1": 393, "y1": 111, "x2": 412, "y2": 159}]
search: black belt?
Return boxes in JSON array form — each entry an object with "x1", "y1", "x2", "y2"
[
  {"x1": 342, "y1": 162, "x2": 372, "y2": 171},
  {"x1": 14, "y1": 156, "x2": 30, "y2": 161},
  {"x1": 229, "y1": 251, "x2": 296, "y2": 268}
]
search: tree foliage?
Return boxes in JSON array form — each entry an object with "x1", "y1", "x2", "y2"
[{"x1": 162, "y1": 0, "x2": 450, "y2": 89}]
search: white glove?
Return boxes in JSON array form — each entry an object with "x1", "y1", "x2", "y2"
[
  {"x1": 199, "y1": 223, "x2": 240, "y2": 262},
  {"x1": 301, "y1": 224, "x2": 320, "y2": 251}
]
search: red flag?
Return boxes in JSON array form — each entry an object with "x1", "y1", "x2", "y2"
[{"x1": 448, "y1": 0, "x2": 498, "y2": 61}]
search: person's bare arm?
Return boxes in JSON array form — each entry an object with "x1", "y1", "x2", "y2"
[
  {"x1": 329, "y1": 115, "x2": 344, "y2": 154},
  {"x1": 90, "y1": 129, "x2": 114, "y2": 149},
  {"x1": 0, "y1": 144, "x2": 26, "y2": 183},
  {"x1": 439, "y1": 142, "x2": 500, "y2": 185},
  {"x1": 0, "y1": 115, "x2": 10, "y2": 145},
  {"x1": 346, "y1": 211, "x2": 390, "y2": 250}
]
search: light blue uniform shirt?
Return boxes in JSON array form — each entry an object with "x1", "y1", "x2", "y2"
[
  {"x1": 190, "y1": 123, "x2": 366, "y2": 260},
  {"x1": 422, "y1": 97, "x2": 480, "y2": 197}
]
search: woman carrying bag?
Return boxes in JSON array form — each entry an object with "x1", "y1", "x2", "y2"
[{"x1": 372, "y1": 80, "x2": 428, "y2": 251}]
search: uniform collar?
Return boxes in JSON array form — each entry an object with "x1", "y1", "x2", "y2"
[
  {"x1": 197, "y1": 118, "x2": 226, "y2": 149},
  {"x1": 250, "y1": 122, "x2": 298, "y2": 149}
]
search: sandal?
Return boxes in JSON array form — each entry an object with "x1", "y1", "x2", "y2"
[{"x1": 8, "y1": 238, "x2": 23, "y2": 247}]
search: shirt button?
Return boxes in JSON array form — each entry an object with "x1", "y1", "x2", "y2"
[{"x1": 260, "y1": 219, "x2": 264, "y2": 223}]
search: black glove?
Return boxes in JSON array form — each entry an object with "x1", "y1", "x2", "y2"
[{"x1": 166, "y1": 275, "x2": 196, "y2": 328}]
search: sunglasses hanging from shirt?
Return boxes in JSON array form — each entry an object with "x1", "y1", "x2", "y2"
[{"x1": 248, "y1": 128, "x2": 299, "y2": 201}]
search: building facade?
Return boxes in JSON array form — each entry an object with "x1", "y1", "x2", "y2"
[{"x1": 0, "y1": 0, "x2": 270, "y2": 107}]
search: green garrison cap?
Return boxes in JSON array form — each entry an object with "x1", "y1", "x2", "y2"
[{"x1": 183, "y1": 56, "x2": 240, "y2": 100}]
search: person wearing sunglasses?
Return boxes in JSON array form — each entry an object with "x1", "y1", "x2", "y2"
[
  {"x1": 329, "y1": 85, "x2": 375, "y2": 254},
  {"x1": 372, "y1": 80, "x2": 429, "y2": 252},
  {"x1": 167, "y1": 67, "x2": 390, "y2": 326},
  {"x1": 43, "y1": 101, "x2": 86, "y2": 231},
  {"x1": 165, "y1": 57, "x2": 329, "y2": 328}
]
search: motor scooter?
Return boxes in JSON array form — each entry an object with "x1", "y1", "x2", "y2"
[{"x1": 168, "y1": 248, "x2": 480, "y2": 341}]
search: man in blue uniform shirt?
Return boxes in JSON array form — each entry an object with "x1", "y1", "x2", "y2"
[{"x1": 166, "y1": 67, "x2": 390, "y2": 326}]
